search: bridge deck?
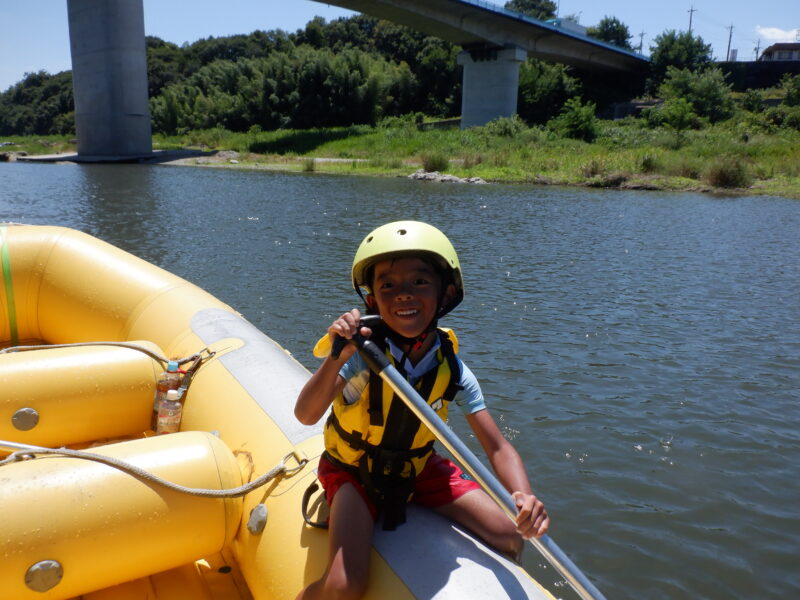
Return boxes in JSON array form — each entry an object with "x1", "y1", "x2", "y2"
[{"x1": 315, "y1": 0, "x2": 647, "y2": 71}]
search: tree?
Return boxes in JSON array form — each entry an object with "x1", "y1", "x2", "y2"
[
  {"x1": 0, "y1": 70, "x2": 74, "y2": 135},
  {"x1": 587, "y1": 16, "x2": 633, "y2": 49},
  {"x1": 658, "y1": 66, "x2": 734, "y2": 122},
  {"x1": 503, "y1": 0, "x2": 557, "y2": 20},
  {"x1": 648, "y1": 30, "x2": 712, "y2": 92},
  {"x1": 517, "y1": 59, "x2": 581, "y2": 124}
]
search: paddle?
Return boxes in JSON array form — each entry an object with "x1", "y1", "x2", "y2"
[{"x1": 330, "y1": 322, "x2": 607, "y2": 600}]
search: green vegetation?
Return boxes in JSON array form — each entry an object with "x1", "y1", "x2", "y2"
[
  {"x1": 1, "y1": 12, "x2": 799, "y2": 198},
  {"x1": 130, "y1": 110, "x2": 800, "y2": 198},
  {"x1": 587, "y1": 16, "x2": 633, "y2": 50},
  {"x1": 503, "y1": 0, "x2": 556, "y2": 21}
]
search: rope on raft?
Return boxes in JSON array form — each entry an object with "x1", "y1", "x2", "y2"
[{"x1": 0, "y1": 444, "x2": 308, "y2": 498}]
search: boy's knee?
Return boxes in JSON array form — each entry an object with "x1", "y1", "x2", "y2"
[
  {"x1": 489, "y1": 518, "x2": 524, "y2": 561},
  {"x1": 322, "y1": 570, "x2": 369, "y2": 600}
]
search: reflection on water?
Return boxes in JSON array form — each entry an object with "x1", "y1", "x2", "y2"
[{"x1": 2, "y1": 161, "x2": 799, "y2": 599}]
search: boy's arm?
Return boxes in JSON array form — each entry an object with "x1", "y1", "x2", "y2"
[
  {"x1": 294, "y1": 309, "x2": 369, "y2": 426},
  {"x1": 466, "y1": 409, "x2": 549, "y2": 539},
  {"x1": 294, "y1": 354, "x2": 348, "y2": 425}
]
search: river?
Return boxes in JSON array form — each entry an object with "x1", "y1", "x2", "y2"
[{"x1": 2, "y1": 161, "x2": 799, "y2": 599}]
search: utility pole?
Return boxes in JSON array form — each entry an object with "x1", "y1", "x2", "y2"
[
  {"x1": 754, "y1": 39, "x2": 761, "y2": 60},
  {"x1": 726, "y1": 24, "x2": 734, "y2": 61},
  {"x1": 688, "y1": 6, "x2": 697, "y2": 32},
  {"x1": 638, "y1": 31, "x2": 645, "y2": 54}
]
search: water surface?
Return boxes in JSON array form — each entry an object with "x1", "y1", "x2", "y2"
[{"x1": 2, "y1": 161, "x2": 799, "y2": 599}]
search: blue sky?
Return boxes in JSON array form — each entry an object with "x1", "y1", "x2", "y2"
[{"x1": 1, "y1": 0, "x2": 797, "y2": 92}]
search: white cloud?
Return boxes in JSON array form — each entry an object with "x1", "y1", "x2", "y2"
[{"x1": 755, "y1": 26, "x2": 799, "y2": 42}]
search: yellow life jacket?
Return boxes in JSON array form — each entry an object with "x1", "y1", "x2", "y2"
[{"x1": 323, "y1": 328, "x2": 461, "y2": 529}]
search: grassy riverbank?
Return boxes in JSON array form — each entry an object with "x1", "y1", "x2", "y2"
[{"x1": 5, "y1": 116, "x2": 800, "y2": 199}]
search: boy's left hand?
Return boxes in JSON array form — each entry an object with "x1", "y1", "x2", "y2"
[{"x1": 512, "y1": 491, "x2": 549, "y2": 539}]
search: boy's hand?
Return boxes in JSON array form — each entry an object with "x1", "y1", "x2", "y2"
[
  {"x1": 327, "y1": 309, "x2": 372, "y2": 361},
  {"x1": 512, "y1": 491, "x2": 549, "y2": 539}
]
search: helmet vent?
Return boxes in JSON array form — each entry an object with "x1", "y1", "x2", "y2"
[{"x1": 397, "y1": 228, "x2": 407, "y2": 235}]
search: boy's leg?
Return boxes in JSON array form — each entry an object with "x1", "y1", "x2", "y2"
[
  {"x1": 433, "y1": 488, "x2": 523, "y2": 559},
  {"x1": 414, "y1": 454, "x2": 522, "y2": 559},
  {"x1": 297, "y1": 482, "x2": 375, "y2": 600}
]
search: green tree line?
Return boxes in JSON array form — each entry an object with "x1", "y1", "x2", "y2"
[{"x1": 1, "y1": 9, "x2": 798, "y2": 138}]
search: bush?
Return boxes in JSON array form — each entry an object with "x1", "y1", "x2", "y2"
[
  {"x1": 786, "y1": 106, "x2": 800, "y2": 131},
  {"x1": 548, "y1": 97, "x2": 598, "y2": 142},
  {"x1": 782, "y1": 73, "x2": 800, "y2": 107},
  {"x1": 762, "y1": 106, "x2": 786, "y2": 129},
  {"x1": 482, "y1": 115, "x2": 526, "y2": 137},
  {"x1": 580, "y1": 158, "x2": 607, "y2": 177},
  {"x1": 664, "y1": 157, "x2": 701, "y2": 179},
  {"x1": 420, "y1": 151, "x2": 449, "y2": 172},
  {"x1": 659, "y1": 97, "x2": 699, "y2": 132},
  {"x1": 705, "y1": 157, "x2": 752, "y2": 188},
  {"x1": 462, "y1": 153, "x2": 484, "y2": 168},
  {"x1": 741, "y1": 89, "x2": 764, "y2": 113},
  {"x1": 643, "y1": 98, "x2": 699, "y2": 147},
  {"x1": 640, "y1": 153, "x2": 660, "y2": 173},
  {"x1": 757, "y1": 106, "x2": 800, "y2": 131}
]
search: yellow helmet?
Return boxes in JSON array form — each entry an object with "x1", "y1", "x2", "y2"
[{"x1": 352, "y1": 221, "x2": 464, "y2": 316}]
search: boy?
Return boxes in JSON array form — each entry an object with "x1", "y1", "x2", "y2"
[{"x1": 295, "y1": 221, "x2": 548, "y2": 600}]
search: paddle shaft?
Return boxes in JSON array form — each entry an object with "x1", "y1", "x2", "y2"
[{"x1": 354, "y1": 337, "x2": 607, "y2": 600}]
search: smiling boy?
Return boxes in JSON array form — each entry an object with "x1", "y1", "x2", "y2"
[{"x1": 295, "y1": 221, "x2": 548, "y2": 600}]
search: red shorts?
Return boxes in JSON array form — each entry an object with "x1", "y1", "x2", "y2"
[{"x1": 317, "y1": 452, "x2": 481, "y2": 520}]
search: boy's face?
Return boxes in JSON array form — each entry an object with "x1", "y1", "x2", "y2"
[{"x1": 366, "y1": 256, "x2": 454, "y2": 339}]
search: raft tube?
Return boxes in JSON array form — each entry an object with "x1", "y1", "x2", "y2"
[
  {"x1": 0, "y1": 432, "x2": 242, "y2": 600},
  {"x1": 0, "y1": 224, "x2": 554, "y2": 600},
  {"x1": 0, "y1": 341, "x2": 163, "y2": 447}
]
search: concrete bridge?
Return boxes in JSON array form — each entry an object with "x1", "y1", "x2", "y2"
[
  {"x1": 312, "y1": 0, "x2": 647, "y2": 128},
  {"x1": 66, "y1": 0, "x2": 647, "y2": 157}
]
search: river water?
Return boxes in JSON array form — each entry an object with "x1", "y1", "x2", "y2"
[{"x1": 2, "y1": 161, "x2": 799, "y2": 599}]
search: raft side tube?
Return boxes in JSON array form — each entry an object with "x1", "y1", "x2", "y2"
[
  {"x1": 0, "y1": 431, "x2": 243, "y2": 600},
  {"x1": 0, "y1": 341, "x2": 164, "y2": 446},
  {"x1": 1, "y1": 224, "x2": 232, "y2": 347}
]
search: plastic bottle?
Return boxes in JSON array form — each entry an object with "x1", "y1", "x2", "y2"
[
  {"x1": 151, "y1": 360, "x2": 181, "y2": 430},
  {"x1": 156, "y1": 389, "x2": 183, "y2": 435}
]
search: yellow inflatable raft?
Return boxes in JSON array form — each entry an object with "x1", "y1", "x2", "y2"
[{"x1": 0, "y1": 224, "x2": 555, "y2": 600}]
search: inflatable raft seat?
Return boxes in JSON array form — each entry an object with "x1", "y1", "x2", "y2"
[
  {"x1": 0, "y1": 341, "x2": 164, "y2": 447},
  {"x1": 0, "y1": 431, "x2": 244, "y2": 600}
]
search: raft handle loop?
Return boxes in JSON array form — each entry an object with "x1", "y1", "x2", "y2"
[
  {"x1": 175, "y1": 352, "x2": 206, "y2": 400},
  {"x1": 0, "y1": 439, "x2": 308, "y2": 499},
  {"x1": 301, "y1": 481, "x2": 329, "y2": 530},
  {"x1": 281, "y1": 449, "x2": 309, "y2": 476}
]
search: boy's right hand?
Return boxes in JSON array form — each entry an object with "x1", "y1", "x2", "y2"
[{"x1": 327, "y1": 309, "x2": 372, "y2": 362}]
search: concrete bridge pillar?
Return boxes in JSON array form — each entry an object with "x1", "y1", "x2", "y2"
[
  {"x1": 67, "y1": 0, "x2": 152, "y2": 157},
  {"x1": 457, "y1": 46, "x2": 526, "y2": 128}
]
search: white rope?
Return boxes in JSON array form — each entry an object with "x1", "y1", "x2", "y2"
[{"x1": 0, "y1": 445, "x2": 307, "y2": 498}]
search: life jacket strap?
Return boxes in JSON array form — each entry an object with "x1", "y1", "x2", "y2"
[{"x1": 326, "y1": 412, "x2": 434, "y2": 460}]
